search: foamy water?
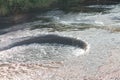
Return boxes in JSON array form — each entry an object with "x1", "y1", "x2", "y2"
[
  {"x1": 0, "y1": 4, "x2": 120, "y2": 63},
  {"x1": 44, "y1": 4, "x2": 120, "y2": 27},
  {"x1": 0, "y1": 43, "x2": 85, "y2": 63},
  {"x1": 0, "y1": 28, "x2": 88, "y2": 63},
  {"x1": 0, "y1": 4, "x2": 120, "y2": 80}
]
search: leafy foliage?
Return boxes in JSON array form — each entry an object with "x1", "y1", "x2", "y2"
[{"x1": 0, "y1": 0, "x2": 57, "y2": 16}]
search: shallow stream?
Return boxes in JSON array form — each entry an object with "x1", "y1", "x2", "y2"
[{"x1": 0, "y1": 4, "x2": 120, "y2": 63}]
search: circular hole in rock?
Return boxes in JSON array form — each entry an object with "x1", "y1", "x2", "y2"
[{"x1": 0, "y1": 34, "x2": 89, "y2": 63}]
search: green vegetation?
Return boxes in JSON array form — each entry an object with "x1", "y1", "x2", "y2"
[
  {"x1": 58, "y1": 0, "x2": 83, "y2": 9},
  {"x1": 0, "y1": 0, "x2": 57, "y2": 16},
  {"x1": 0, "y1": 0, "x2": 118, "y2": 16},
  {"x1": 0, "y1": 0, "x2": 86, "y2": 16}
]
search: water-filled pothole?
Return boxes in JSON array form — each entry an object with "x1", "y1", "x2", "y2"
[{"x1": 0, "y1": 34, "x2": 89, "y2": 63}]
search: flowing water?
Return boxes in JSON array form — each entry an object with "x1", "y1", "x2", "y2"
[
  {"x1": 0, "y1": 4, "x2": 120, "y2": 63},
  {"x1": 43, "y1": 4, "x2": 120, "y2": 30},
  {"x1": 0, "y1": 3, "x2": 120, "y2": 80}
]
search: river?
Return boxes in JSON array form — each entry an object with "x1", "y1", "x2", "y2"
[
  {"x1": 0, "y1": 3, "x2": 120, "y2": 62},
  {"x1": 0, "y1": 3, "x2": 120, "y2": 80}
]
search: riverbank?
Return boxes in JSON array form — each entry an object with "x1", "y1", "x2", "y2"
[
  {"x1": 0, "y1": 0, "x2": 119, "y2": 16},
  {"x1": 0, "y1": 0, "x2": 120, "y2": 29}
]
